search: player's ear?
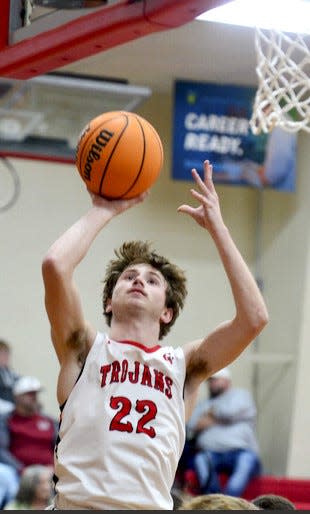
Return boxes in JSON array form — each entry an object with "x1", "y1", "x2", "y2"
[
  {"x1": 160, "y1": 307, "x2": 173, "y2": 324},
  {"x1": 105, "y1": 298, "x2": 112, "y2": 313}
]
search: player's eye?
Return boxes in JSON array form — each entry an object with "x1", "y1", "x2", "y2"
[
  {"x1": 148, "y1": 277, "x2": 159, "y2": 285},
  {"x1": 123, "y1": 272, "x2": 135, "y2": 280}
]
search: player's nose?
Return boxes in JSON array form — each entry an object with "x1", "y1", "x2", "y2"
[{"x1": 133, "y1": 275, "x2": 144, "y2": 287}]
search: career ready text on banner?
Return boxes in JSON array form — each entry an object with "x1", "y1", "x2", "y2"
[{"x1": 172, "y1": 80, "x2": 297, "y2": 192}]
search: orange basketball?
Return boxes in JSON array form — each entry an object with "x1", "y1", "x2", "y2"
[{"x1": 75, "y1": 110, "x2": 163, "y2": 199}]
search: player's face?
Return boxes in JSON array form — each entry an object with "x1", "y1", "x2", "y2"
[{"x1": 107, "y1": 263, "x2": 172, "y2": 323}]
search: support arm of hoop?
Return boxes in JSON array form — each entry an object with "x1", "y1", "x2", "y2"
[{"x1": 0, "y1": 0, "x2": 231, "y2": 79}]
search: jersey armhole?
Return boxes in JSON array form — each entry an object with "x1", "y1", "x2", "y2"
[{"x1": 59, "y1": 361, "x2": 86, "y2": 411}]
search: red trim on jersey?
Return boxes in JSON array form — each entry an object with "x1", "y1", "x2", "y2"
[{"x1": 111, "y1": 339, "x2": 161, "y2": 353}]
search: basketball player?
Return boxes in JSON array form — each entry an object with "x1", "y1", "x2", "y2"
[{"x1": 42, "y1": 160, "x2": 268, "y2": 510}]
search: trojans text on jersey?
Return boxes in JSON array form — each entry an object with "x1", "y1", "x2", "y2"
[{"x1": 100, "y1": 359, "x2": 173, "y2": 399}]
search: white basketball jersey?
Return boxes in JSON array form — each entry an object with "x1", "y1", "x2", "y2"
[{"x1": 53, "y1": 332, "x2": 186, "y2": 510}]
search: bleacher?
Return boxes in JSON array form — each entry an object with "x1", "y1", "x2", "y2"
[
  {"x1": 182, "y1": 470, "x2": 310, "y2": 510},
  {"x1": 242, "y1": 475, "x2": 310, "y2": 511}
]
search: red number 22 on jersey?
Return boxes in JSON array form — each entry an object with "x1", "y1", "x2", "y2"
[{"x1": 109, "y1": 396, "x2": 157, "y2": 438}]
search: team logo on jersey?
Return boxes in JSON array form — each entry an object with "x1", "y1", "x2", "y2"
[{"x1": 163, "y1": 353, "x2": 174, "y2": 365}]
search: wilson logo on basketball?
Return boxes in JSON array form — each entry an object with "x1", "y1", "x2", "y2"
[{"x1": 83, "y1": 129, "x2": 114, "y2": 181}]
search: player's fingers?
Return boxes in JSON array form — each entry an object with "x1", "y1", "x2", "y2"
[
  {"x1": 126, "y1": 190, "x2": 150, "y2": 206},
  {"x1": 203, "y1": 160, "x2": 216, "y2": 192},
  {"x1": 177, "y1": 205, "x2": 197, "y2": 216},
  {"x1": 190, "y1": 188, "x2": 213, "y2": 207},
  {"x1": 191, "y1": 168, "x2": 206, "y2": 189}
]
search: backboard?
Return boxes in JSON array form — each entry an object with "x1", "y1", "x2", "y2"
[
  {"x1": 0, "y1": 72, "x2": 151, "y2": 162},
  {"x1": 0, "y1": 0, "x2": 232, "y2": 79}
]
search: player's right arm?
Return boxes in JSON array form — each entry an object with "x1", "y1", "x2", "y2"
[{"x1": 42, "y1": 191, "x2": 148, "y2": 404}]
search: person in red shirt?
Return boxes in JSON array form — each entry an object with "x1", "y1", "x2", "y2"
[{"x1": 0, "y1": 376, "x2": 57, "y2": 508}]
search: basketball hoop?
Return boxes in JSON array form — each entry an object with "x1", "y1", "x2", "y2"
[{"x1": 250, "y1": 27, "x2": 310, "y2": 135}]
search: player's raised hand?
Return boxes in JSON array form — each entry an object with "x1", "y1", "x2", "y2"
[
  {"x1": 88, "y1": 189, "x2": 149, "y2": 217},
  {"x1": 177, "y1": 160, "x2": 224, "y2": 233}
]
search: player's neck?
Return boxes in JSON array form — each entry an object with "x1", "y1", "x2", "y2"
[{"x1": 109, "y1": 318, "x2": 160, "y2": 348}]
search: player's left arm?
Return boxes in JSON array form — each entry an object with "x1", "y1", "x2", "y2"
[{"x1": 178, "y1": 161, "x2": 268, "y2": 419}]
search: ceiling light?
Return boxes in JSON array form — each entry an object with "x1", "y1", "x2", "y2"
[{"x1": 197, "y1": 0, "x2": 310, "y2": 34}]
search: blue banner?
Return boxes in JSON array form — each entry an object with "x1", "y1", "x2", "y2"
[{"x1": 172, "y1": 80, "x2": 296, "y2": 192}]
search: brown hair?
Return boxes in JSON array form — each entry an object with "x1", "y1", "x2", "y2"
[
  {"x1": 102, "y1": 241, "x2": 187, "y2": 339},
  {"x1": 178, "y1": 493, "x2": 260, "y2": 510},
  {"x1": 0, "y1": 340, "x2": 10, "y2": 352},
  {"x1": 252, "y1": 494, "x2": 296, "y2": 510},
  {"x1": 15, "y1": 465, "x2": 52, "y2": 505}
]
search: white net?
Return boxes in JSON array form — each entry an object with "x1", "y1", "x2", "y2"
[{"x1": 250, "y1": 27, "x2": 310, "y2": 134}]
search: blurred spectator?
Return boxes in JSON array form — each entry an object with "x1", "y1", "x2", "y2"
[
  {"x1": 4, "y1": 464, "x2": 54, "y2": 510},
  {"x1": 185, "y1": 367, "x2": 261, "y2": 497},
  {"x1": 0, "y1": 463, "x2": 19, "y2": 509},
  {"x1": 0, "y1": 376, "x2": 57, "y2": 472},
  {"x1": 252, "y1": 493, "x2": 296, "y2": 510},
  {"x1": 0, "y1": 375, "x2": 57, "y2": 508},
  {"x1": 178, "y1": 492, "x2": 260, "y2": 510},
  {"x1": 0, "y1": 340, "x2": 20, "y2": 415}
]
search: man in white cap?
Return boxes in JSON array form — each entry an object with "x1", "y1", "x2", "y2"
[
  {"x1": 0, "y1": 376, "x2": 57, "y2": 508},
  {"x1": 185, "y1": 367, "x2": 261, "y2": 498}
]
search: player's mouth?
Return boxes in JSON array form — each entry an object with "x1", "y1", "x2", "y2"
[{"x1": 128, "y1": 288, "x2": 146, "y2": 296}]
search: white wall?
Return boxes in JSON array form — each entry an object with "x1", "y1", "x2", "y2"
[
  {"x1": 285, "y1": 132, "x2": 310, "y2": 476},
  {"x1": 1, "y1": 93, "x2": 310, "y2": 476}
]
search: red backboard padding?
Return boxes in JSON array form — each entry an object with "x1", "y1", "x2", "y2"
[
  {"x1": 0, "y1": 0, "x2": 10, "y2": 50},
  {"x1": 0, "y1": 0, "x2": 231, "y2": 79}
]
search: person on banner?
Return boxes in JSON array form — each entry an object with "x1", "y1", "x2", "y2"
[{"x1": 257, "y1": 125, "x2": 297, "y2": 192}]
